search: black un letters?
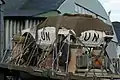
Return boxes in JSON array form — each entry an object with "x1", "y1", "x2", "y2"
[
  {"x1": 41, "y1": 31, "x2": 50, "y2": 41},
  {"x1": 84, "y1": 32, "x2": 99, "y2": 42}
]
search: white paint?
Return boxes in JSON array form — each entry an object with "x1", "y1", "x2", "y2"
[
  {"x1": 79, "y1": 30, "x2": 110, "y2": 47},
  {"x1": 22, "y1": 27, "x2": 75, "y2": 49},
  {"x1": 22, "y1": 27, "x2": 56, "y2": 49},
  {"x1": 22, "y1": 27, "x2": 113, "y2": 49},
  {"x1": 37, "y1": 27, "x2": 56, "y2": 49},
  {"x1": 58, "y1": 28, "x2": 69, "y2": 35}
]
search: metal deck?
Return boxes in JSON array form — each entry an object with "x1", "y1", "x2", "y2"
[{"x1": 0, "y1": 63, "x2": 120, "y2": 80}]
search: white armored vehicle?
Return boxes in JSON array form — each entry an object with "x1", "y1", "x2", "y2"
[{"x1": 8, "y1": 14, "x2": 120, "y2": 80}]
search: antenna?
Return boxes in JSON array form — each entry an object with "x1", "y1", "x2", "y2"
[{"x1": 108, "y1": 10, "x2": 111, "y2": 17}]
